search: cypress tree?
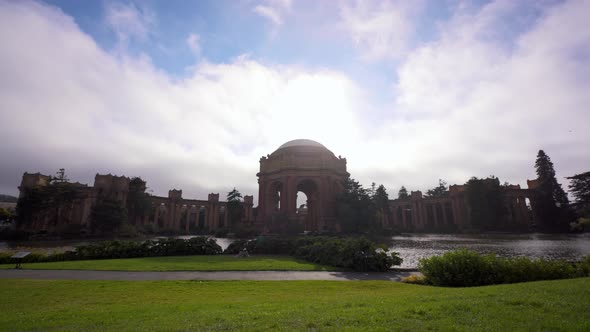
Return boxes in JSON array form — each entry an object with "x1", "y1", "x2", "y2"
[{"x1": 534, "y1": 150, "x2": 569, "y2": 231}]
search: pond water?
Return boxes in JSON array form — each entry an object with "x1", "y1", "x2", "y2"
[{"x1": 388, "y1": 233, "x2": 590, "y2": 268}]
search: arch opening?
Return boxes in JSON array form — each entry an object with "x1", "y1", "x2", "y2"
[{"x1": 296, "y1": 179, "x2": 319, "y2": 231}]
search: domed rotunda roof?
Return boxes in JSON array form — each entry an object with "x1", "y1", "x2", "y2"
[{"x1": 277, "y1": 139, "x2": 327, "y2": 150}]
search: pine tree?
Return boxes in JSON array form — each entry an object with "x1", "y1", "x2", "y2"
[
  {"x1": 534, "y1": 150, "x2": 569, "y2": 231},
  {"x1": 398, "y1": 186, "x2": 409, "y2": 199}
]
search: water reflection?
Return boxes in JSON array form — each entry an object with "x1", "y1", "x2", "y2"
[{"x1": 389, "y1": 233, "x2": 590, "y2": 268}]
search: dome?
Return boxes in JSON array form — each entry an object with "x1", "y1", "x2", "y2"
[{"x1": 277, "y1": 139, "x2": 326, "y2": 150}]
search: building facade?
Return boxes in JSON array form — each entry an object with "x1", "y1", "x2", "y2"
[
  {"x1": 17, "y1": 139, "x2": 542, "y2": 234},
  {"x1": 17, "y1": 172, "x2": 254, "y2": 233}
]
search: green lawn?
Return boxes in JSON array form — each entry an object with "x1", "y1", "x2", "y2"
[
  {"x1": 0, "y1": 255, "x2": 339, "y2": 271},
  {"x1": 1, "y1": 278, "x2": 589, "y2": 331}
]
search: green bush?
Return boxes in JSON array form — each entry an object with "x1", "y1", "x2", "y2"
[
  {"x1": 0, "y1": 237, "x2": 223, "y2": 265},
  {"x1": 223, "y1": 236, "x2": 402, "y2": 271},
  {"x1": 419, "y1": 249, "x2": 589, "y2": 287}
]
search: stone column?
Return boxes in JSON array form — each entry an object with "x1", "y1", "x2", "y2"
[
  {"x1": 433, "y1": 203, "x2": 439, "y2": 227},
  {"x1": 223, "y1": 205, "x2": 229, "y2": 228}
]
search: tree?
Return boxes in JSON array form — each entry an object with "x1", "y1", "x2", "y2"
[
  {"x1": 567, "y1": 171, "x2": 590, "y2": 216},
  {"x1": 567, "y1": 171, "x2": 590, "y2": 206},
  {"x1": 535, "y1": 150, "x2": 569, "y2": 206},
  {"x1": 398, "y1": 186, "x2": 409, "y2": 200},
  {"x1": 0, "y1": 208, "x2": 13, "y2": 224},
  {"x1": 464, "y1": 176, "x2": 507, "y2": 230},
  {"x1": 226, "y1": 188, "x2": 244, "y2": 229},
  {"x1": 16, "y1": 184, "x2": 78, "y2": 228},
  {"x1": 51, "y1": 168, "x2": 69, "y2": 184},
  {"x1": 336, "y1": 178, "x2": 373, "y2": 233},
  {"x1": 372, "y1": 184, "x2": 390, "y2": 229},
  {"x1": 127, "y1": 177, "x2": 151, "y2": 225},
  {"x1": 426, "y1": 179, "x2": 448, "y2": 198},
  {"x1": 534, "y1": 150, "x2": 570, "y2": 231},
  {"x1": 90, "y1": 198, "x2": 127, "y2": 234}
]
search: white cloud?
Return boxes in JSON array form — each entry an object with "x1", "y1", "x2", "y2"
[
  {"x1": 369, "y1": 0, "x2": 590, "y2": 191},
  {"x1": 339, "y1": 0, "x2": 421, "y2": 60},
  {"x1": 253, "y1": 0, "x2": 292, "y2": 26},
  {"x1": 186, "y1": 33, "x2": 201, "y2": 56},
  {"x1": 0, "y1": 1, "x2": 361, "y2": 200},
  {"x1": 0, "y1": 0, "x2": 588, "y2": 203},
  {"x1": 105, "y1": 1, "x2": 155, "y2": 45}
]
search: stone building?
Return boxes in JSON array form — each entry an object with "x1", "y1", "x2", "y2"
[
  {"x1": 256, "y1": 139, "x2": 349, "y2": 232},
  {"x1": 17, "y1": 139, "x2": 543, "y2": 234},
  {"x1": 17, "y1": 172, "x2": 254, "y2": 233},
  {"x1": 385, "y1": 183, "x2": 538, "y2": 232},
  {"x1": 258, "y1": 139, "x2": 541, "y2": 233}
]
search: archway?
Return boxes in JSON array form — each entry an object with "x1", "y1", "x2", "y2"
[
  {"x1": 296, "y1": 179, "x2": 319, "y2": 231},
  {"x1": 256, "y1": 139, "x2": 349, "y2": 233}
]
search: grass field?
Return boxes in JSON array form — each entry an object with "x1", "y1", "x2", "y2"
[
  {"x1": 1, "y1": 278, "x2": 589, "y2": 331},
  {"x1": 0, "y1": 255, "x2": 339, "y2": 271}
]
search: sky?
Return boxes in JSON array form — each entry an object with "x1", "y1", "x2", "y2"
[{"x1": 0, "y1": 0, "x2": 589, "y2": 203}]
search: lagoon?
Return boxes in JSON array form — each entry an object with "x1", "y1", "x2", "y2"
[{"x1": 388, "y1": 233, "x2": 590, "y2": 268}]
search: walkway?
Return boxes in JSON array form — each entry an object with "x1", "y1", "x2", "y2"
[{"x1": 0, "y1": 269, "x2": 419, "y2": 281}]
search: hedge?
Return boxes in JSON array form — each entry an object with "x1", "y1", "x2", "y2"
[
  {"x1": 418, "y1": 249, "x2": 590, "y2": 287},
  {"x1": 224, "y1": 236, "x2": 402, "y2": 272},
  {"x1": 0, "y1": 237, "x2": 222, "y2": 264}
]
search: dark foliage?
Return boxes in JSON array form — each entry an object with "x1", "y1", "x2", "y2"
[
  {"x1": 90, "y1": 198, "x2": 128, "y2": 234},
  {"x1": 567, "y1": 171, "x2": 590, "y2": 216},
  {"x1": 464, "y1": 176, "x2": 508, "y2": 230},
  {"x1": 0, "y1": 237, "x2": 222, "y2": 264},
  {"x1": 336, "y1": 178, "x2": 374, "y2": 233},
  {"x1": 226, "y1": 188, "x2": 244, "y2": 229},
  {"x1": 224, "y1": 236, "x2": 402, "y2": 271},
  {"x1": 127, "y1": 177, "x2": 151, "y2": 225},
  {"x1": 398, "y1": 186, "x2": 409, "y2": 200},
  {"x1": 426, "y1": 179, "x2": 448, "y2": 198},
  {"x1": 16, "y1": 185, "x2": 79, "y2": 228},
  {"x1": 535, "y1": 150, "x2": 571, "y2": 231},
  {"x1": 418, "y1": 249, "x2": 590, "y2": 287}
]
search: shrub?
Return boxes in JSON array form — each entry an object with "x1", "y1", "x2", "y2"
[
  {"x1": 401, "y1": 274, "x2": 427, "y2": 285},
  {"x1": 223, "y1": 236, "x2": 403, "y2": 271},
  {"x1": 419, "y1": 249, "x2": 588, "y2": 287},
  {"x1": 0, "y1": 237, "x2": 224, "y2": 266},
  {"x1": 73, "y1": 237, "x2": 222, "y2": 260}
]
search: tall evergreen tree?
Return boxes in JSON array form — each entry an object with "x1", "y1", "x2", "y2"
[
  {"x1": 336, "y1": 178, "x2": 372, "y2": 233},
  {"x1": 372, "y1": 184, "x2": 390, "y2": 230},
  {"x1": 398, "y1": 186, "x2": 409, "y2": 199},
  {"x1": 426, "y1": 179, "x2": 448, "y2": 198},
  {"x1": 567, "y1": 171, "x2": 590, "y2": 217},
  {"x1": 567, "y1": 171, "x2": 590, "y2": 205},
  {"x1": 534, "y1": 150, "x2": 570, "y2": 231},
  {"x1": 226, "y1": 188, "x2": 244, "y2": 229}
]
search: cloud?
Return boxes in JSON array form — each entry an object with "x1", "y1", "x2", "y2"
[
  {"x1": 186, "y1": 33, "x2": 201, "y2": 56},
  {"x1": 339, "y1": 0, "x2": 421, "y2": 60},
  {"x1": 0, "y1": 1, "x2": 362, "y2": 200},
  {"x1": 253, "y1": 0, "x2": 292, "y2": 26},
  {"x1": 105, "y1": 1, "x2": 155, "y2": 45},
  {"x1": 0, "y1": 0, "x2": 588, "y2": 204},
  {"x1": 372, "y1": 0, "x2": 590, "y2": 191}
]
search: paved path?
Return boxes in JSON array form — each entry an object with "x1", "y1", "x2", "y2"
[{"x1": 0, "y1": 269, "x2": 419, "y2": 281}]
